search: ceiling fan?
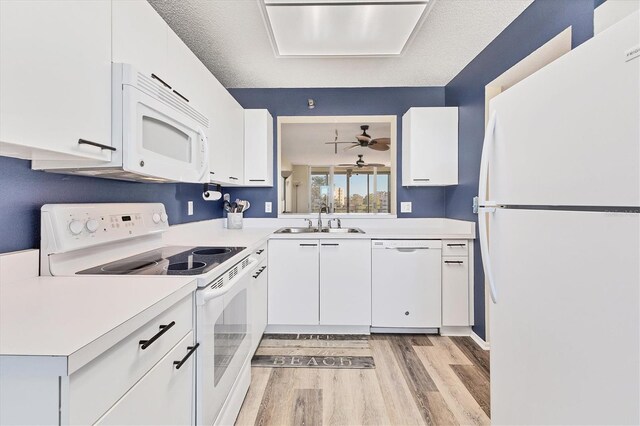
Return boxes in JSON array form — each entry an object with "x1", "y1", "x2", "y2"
[
  {"x1": 325, "y1": 125, "x2": 390, "y2": 153},
  {"x1": 339, "y1": 154, "x2": 385, "y2": 169}
]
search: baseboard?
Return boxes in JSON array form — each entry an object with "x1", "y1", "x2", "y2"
[
  {"x1": 371, "y1": 327, "x2": 439, "y2": 334},
  {"x1": 439, "y1": 326, "x2": 472, "y2": 336},
  {"x1": 470, "y1": 331, "x2": 490, "y2": 350},
  {"x1": 265, "y1": 324, "x2": 371, "y2": 335}
]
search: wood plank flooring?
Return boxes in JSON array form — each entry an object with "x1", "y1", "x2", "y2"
[{"x1": 236, "y1": 334, "x2": 490, "y2": 425}]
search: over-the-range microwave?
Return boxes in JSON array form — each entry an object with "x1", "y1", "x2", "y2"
[{"x1": 33, "y1": 63, "x2": 210, "y2": 183}]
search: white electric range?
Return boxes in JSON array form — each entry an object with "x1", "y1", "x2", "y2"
[{"x1": 40, "y1": 203, "x2": 260, "y2": 425}]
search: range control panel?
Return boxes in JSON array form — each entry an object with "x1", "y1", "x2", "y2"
[{"x1": 41, "y1": 203, "x2": 169, "y2": 254}]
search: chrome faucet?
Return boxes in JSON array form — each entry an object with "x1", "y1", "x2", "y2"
[
  {"x1": 318, "y1": 203, "x2": 328, "y2": 231},
  {"x1": 328, "y1": 218, "x2": 341, "y2": 229}
]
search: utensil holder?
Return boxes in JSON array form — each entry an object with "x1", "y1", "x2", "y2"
[{"x1": 227, "y1": 212, "x2": 243, "y2": 229}]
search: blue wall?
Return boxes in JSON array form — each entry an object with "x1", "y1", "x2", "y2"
[
  {"x1": 228, "y1": 87, "x2": 446, "y2": 218},
  {"x1": 444, "y1": 0, "x2": 600, "y2": 339},
  {"x1": 0, "y1": 156, "x2": 223, "y2": 253}
]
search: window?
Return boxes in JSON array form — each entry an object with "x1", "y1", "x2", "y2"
[{"x1": 334, "y1": 168, "x2": 391, "y2": 214}]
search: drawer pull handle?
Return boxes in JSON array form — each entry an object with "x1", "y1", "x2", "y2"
[
  {"x1": 174, "y1": 343, "x2": 199, "y2": 370},
  {"x1": 229, "y1": 176, "x2": 239, "y2": 180},
  {"x1": 256, "y1": 249, "x2": 265, "y2": 255},
  {"x1": 249, "y1": 179, "x2": 266, "y2": 182},
  {"x1": 78, "y1": 139, "x2": 116, "y2": 152},
  {"x1": 446, "y1": 243, "x2": 466, "y2": 247},
  {"x1": 139, "y1": 321, "x2": 175, "y2": 350},
  {"x1": 321, "y1": 243, "x2": 339, "y2": 246},
  {"x1": 253, "y1": 266, "x2": 267, "y2": 279},
  {"x1": 151, "y1": 73, "x2": 172, "y2": 89},
  {"x1": 299, "y1": 244, "x2": 318, "y2": 247},
  {"x1": 444, "y1": 260, "x2": 464, "y2": 264}
]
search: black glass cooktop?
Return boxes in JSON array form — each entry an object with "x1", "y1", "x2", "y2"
[{"x1": 77, "y1": 246, "x2": 246, "y2": 276}]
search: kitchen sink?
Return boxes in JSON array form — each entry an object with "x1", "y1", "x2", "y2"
[
  {"x1": 274, "y1": 227, "x2": 320, "y2": 234},
  {"x1": 321, "y1": 227, "x2": 365, "y2": 234},
  {"x1": 274, "y1": 227, "x2": 365, "y2": 234}
]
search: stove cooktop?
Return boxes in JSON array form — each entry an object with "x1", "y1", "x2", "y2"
[{"x1": 77, "y1": 246, "x2": 246, "y2": 276}]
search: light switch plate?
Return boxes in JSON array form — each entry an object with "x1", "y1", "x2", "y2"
[
  {"x1": 187, "y1": 201, "x2": 194, "y2": 216},
  {"x1": 265, "y1": 202, "x2": 272, "y2": 213},
  {"x1": 400, "y1": 202, "x2": 412, "y2": 213}
]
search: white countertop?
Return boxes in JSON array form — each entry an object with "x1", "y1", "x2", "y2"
[{"x1": 0, "y1": 275, "x2": 196, "y2": 375}]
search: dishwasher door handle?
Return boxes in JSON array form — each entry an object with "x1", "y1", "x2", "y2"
[{"x1": 385, "y1": 247, "x2": 430, "y2": 252}]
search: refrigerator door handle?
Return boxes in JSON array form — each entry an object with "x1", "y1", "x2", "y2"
[
  {"x1": 478, "y1": 110, "x2": 498, "y2": 304},
  {"x1": 478, "y1": 207, "x2": 498, "y2": 303},
  {"x1": 478, "y1": 110, "x2": 497, "y2": 207}
]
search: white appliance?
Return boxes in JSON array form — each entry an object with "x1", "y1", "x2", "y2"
[
  {"x1": 40, "y1": 203, "x2": 258, "y2": 426},
  {"x1": 478, "y1": 12, "x2": 639, "y2": 425},
  {"x1": 371, "y1": 240, "x2": 441, "y2": 330},
  {"x1": 35, "y1": 64, "x2": 210, "y2": 183}
]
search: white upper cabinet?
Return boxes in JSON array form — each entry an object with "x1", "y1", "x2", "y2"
[
  {"x1": 112, "y1": 0, "x2": 168, "y2": 82},
  {"x1": 244, "y1": 110, "x2": 274, "y2": 187},
  {"x1": 208, "y1": 84, "x2": 244, "y2": 186},
  {"x1": 402, "y1": 107, "x2": 459, "y2": 186},
  {"x1": 0, "y1": 0, "x2": 113, "y2": 161}
]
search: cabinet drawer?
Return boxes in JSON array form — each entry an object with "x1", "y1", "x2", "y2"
[
  {"x1": 442, "y1": 257, "x2": 470, "y2": 326},
  {"x1": 443, "y1": 240, "x2": 468, "y2": 256},
  {"x1": 95, "y1": 331, "x2": 196, "y2": 426},
  {"x1": 69, "y1": 295, "x2": 193, "y2": 425}
]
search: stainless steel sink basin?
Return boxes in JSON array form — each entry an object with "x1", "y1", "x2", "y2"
[
  {"x1": 274, "y1": 227, "x2": 365, "y2": 234},
  {"x1": 321, "y1": 227, "x2": 365, "y2": 234},
  {"x1": 274, "y1": 227, "x2": 320, "y2": 234}
]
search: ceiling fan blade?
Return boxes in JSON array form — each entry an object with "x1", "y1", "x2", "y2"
[
  {"x1": 368, "y1": 143, "x2": 390, "y2": 151},
  {"x1": 356, "y1": 134, "x2": 372, "y2": 143},
  {"x1": 344, "y1": 144, "x2": 360, "y2": 151},
  {"x1": 325, "y1": 141, "x2": 358, "y2": 144},
  {"x1": 370, "y1": 137, "x2": 390, "y2": 145},
  {"x1": 365, "y1": 163, "x2": 386, "y2": 167},
  {"x1": 338, "y1": 163, "x2": 354, "y2": 166}
]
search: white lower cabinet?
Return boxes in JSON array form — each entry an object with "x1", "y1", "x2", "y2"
[
  {"x1": 442, "y1": 256, "x2": 471, "y2": 327},
  {"x1": 268, "y1": 239, "x2": 371, "y2": 327},
  {"x1": 251, "y1": 258, "x2": 268, "y2": 352},
  {"x1": 268, "y1": 240, "x2": 320, "y2": 325},
  {"x1": 95, "y1": 331, "x2": 195, "y2": 425},
  {"x1": 320, "y1": 240, "x2": 371, "y2": 326}
]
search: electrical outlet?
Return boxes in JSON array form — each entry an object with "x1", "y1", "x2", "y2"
[
  {"x1": 400, "y1": 202, "x2": 412, "y2": 213},
  {"x1": 187, "y1": 201, "x2": 194, "y2": 216},
  {"x1": 265, "y1": 202, "x2": 272, "y2": 213}
]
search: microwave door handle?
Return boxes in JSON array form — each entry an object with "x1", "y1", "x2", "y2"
[{"x1": 198, "y1": 131, "x2": 209, "y2": 182}]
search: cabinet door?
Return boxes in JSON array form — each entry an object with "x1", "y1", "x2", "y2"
[
  {"x1": 320, "y1": 240, "x2": 371, "y2": 325},
  {"x1": 244, "y1": 110, "x2": 274, "y2": 187},
  {"x1": 226, "y1": 96, "x2": 245, "y2": 185},
  {"x1": 112, "y1": 0, "x2": 168, "y2": 80},
  {"x1": 95, "y1": 332, "x2": 195, "y2": 425},
  {"x1": 208, "y1": 81, "x2": 243, "y2": 185},
  {"x1": 268, "y1": 240, "x2": 319, "y2": 325},
  {"x1": 372, "y1": 246, "x2": 441, "y2": 328},
  {"x1": 402, "y1": 107, "x2": 458, "y2": 186},
  {"x1": 166, "y1": 29, "x2": 208, "y2": 112},
  {"x1": 442, "y1": 257, "x2": 470, "y2": 326},
  {"x1": 0, "y1": 0, "x2": 112, "y2": 161},
  {"x1": 251, "y1": 260, "x2": 268, "y2": 352}
]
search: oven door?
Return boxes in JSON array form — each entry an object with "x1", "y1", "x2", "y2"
[
  {"x1": 196, "y1": 260, "x2": 256, "y2": 425},
  {"x1": 121, "y1": 84, "x2": 209, "y2": 183}
]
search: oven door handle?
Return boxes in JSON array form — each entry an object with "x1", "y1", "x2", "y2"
[{"x1": 198, "y1": 257, "x2": 259, "y2": 305}]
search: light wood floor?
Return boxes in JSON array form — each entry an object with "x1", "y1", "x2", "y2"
[{"x1": 236, "y1": 334, "x2": 490, "y2": 426}]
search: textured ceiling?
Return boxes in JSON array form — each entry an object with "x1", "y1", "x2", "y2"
[{"x1": 149, "y1": 0, "x2": 533, "y2": 88}]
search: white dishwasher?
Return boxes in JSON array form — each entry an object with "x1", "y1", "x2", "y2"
[{"x1": 371, "y1": 240, "x2": 442, "y2": 330}]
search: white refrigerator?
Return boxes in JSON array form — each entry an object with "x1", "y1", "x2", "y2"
[{"x1": 478, "y1": 11, "x2": 640, "y2": 425}]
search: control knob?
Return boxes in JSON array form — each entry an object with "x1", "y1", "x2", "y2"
[
  {"x1": 86, "y1": 219, "x2": 99, "y2": 233},
  {"x1": 69, "y1": 220, "x2": 84, "y2": 235},
  {"x1": 160, "y1": 213, "x2": 168, "y2": 223},
  {"x1": 152, "y1": 213, "x2": 161, "y2": 224}
]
